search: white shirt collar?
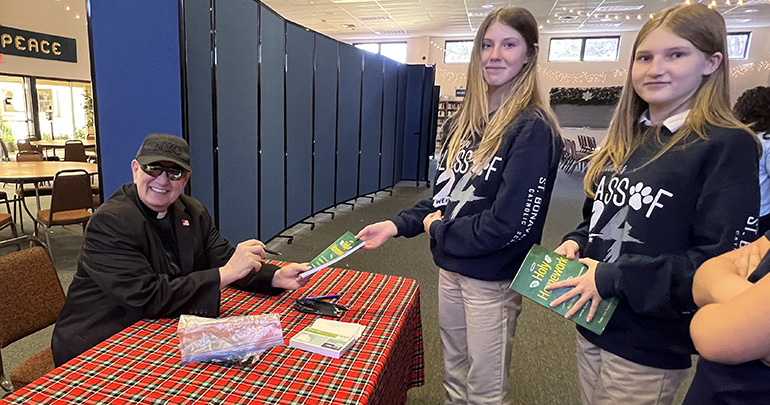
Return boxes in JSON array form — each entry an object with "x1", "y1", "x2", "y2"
[{"x1": 639, "y1": 109, "x2": 690, "y2": 132}]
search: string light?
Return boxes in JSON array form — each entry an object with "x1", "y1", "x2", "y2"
[{"x1": 730, "y1": 61, "x2": 770, "y2": 78}]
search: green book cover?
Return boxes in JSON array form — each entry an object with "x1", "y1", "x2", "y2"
[
  {"x1": 510, "y1": 244, "x2": 618, "y2": 335},
  {"x1": 299, "y1": 231, "x2": 365, "y2": 279}
]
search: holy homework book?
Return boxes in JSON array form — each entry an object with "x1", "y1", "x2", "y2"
[{"x1": 509, "y1": 244, "x2": 618, "y2": 335}]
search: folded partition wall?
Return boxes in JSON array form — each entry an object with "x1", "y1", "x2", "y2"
[{"x1": 89, "y1": 0, "x2": 435, "y2": 243}]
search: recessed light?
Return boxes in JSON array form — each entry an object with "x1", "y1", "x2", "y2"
[
  {"x1": 481, "y1": 4, "x2": 494, "y2": 8},
  {"x1": 744, "y1": 8, "x2": 758, "y2": 12}
]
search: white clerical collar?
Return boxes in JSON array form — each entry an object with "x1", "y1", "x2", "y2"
[
  {"x1": 157, "y1": 211, "x2": 167, "y2": 219},
  {"x1": 639, "y1": 109, "x2": 690, "y2": 132}
]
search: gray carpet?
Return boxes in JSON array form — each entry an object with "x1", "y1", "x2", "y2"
[{"x1": 1, "y1": 172, "x2": 697, "y2": 404}]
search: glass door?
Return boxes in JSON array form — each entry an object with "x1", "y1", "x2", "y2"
[{"x1": 0, "y1": 75, "x2": 34, "y2": 148}]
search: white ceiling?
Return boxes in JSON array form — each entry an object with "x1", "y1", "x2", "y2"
[{"x1": 261, "y1": 0, "x2": 770, "y2": 41}]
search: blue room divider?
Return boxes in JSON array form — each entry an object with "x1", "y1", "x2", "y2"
[{"x1": 89, "y1": 0, "x2": 437, "y2": 243}]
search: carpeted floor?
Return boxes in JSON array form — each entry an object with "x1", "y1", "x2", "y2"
[{"x1": 0, "y1": 170, "x2": 697, "y2": 404}]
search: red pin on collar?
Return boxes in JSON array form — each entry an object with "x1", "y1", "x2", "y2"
[{"x1": 182, "y1": 219, "x2": 190, "y2": 227}]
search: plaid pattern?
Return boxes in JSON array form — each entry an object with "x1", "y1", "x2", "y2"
[{"x1": 2, "y1": 266, "x2": 424, "y2": 404}]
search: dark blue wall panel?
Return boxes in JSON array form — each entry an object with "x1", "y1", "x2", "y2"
[
  {"x1": 336, "y1": 45, "x2": 362, "y2": 203},
  {"x1": 285, "y1": 23, "x2": 314, "y2": 226},
  {"x1": 313, "y1": 35, "x2": 337, "y2": 211},
  {"x1": 259, "y1": 6, "x2": 286, "y2": 240},
  {"x1": 185, "y1": 0, "x2": 215, "y2": 212},
  {"x1": 380, "y1": 59, "x2": 398, "y2": 188},
  {"x1": 394, "y1": 65, "x2": 407, "y2": 182},
  {"x1": 359, "y1": 53, "x2": 383, "y2": 195},
  {"x1": 417, "y1": 66, "x2": 435, "y2": 180},
  {"x1": 90, "y1": 1, "x2": 183, "y2": 196},
  {"x1": 286, "y1": 24, "x2": 315, "y2": 225},
  {"x1": 215, "y1": 0, "x2": 259, "y2": 243},
  {"x1": 401, "y1": 65, "x2": 425, "y2": 181}
]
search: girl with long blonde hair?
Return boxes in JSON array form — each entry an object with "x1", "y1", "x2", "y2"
[
  {"x1": 548, "y1": 4, "x2": 760, "y2": 404},
  {"x1": 356, "y1": 7, "x2": 562, "y2": 404}
]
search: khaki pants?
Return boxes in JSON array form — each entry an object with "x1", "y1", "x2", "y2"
[
  {"x1": 438, "y1": 268, "x2": 522, "y2": 405},
  {"x1": 576, "y1": 333, "x2": 689, "y2": 405}
]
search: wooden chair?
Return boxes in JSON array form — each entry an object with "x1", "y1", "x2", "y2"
[
  {"x1": 0, "y1": 236, "x2": 63, "y2": 394},
  {"x1": 35, "y1": 169, "x2": 93, "y2": 253},
  {"x1": 13, "y1": 151, "x2": 50, "y2": 232},
  {"x1": 63, "y1": 140, "x2": 87, "y2": 162},
  {"x1": 0, "y1": 140, "x2": 10, "y2": 163}
]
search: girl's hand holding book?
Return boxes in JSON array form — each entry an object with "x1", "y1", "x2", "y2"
[
  {"x1": 546, "y1": 257, "x2": 603, "y2": 322},
  {"x1": 554, "y1": 240, "x2": 580, "y2": 260}
]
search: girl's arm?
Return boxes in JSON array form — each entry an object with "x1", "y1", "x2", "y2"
[
  {"x1": 693, "y1": 237, "x2": 770, "y2": 306},
  {"x1": 691, "y1": 270, "x2": 770, "y2": 365}
]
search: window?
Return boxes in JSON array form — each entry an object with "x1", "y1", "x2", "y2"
[
  {"x1": 548, "y1": 37, "x2": 620, "y2": 62},
  {"x1": 444, "y1": 40, "x2": 473, "y2": 64},
  {"x1": 353, "y1": 42, "x2": 407, "y2": 63},
  {"x1": 727, "y1": 32, "x2": 750, "y2": 59}
]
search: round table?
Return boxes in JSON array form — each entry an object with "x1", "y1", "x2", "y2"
[
  {"x1": 29, "y1": 139, "x2": 96, "y2": 149},
  {"x1": 29, "y1": 139, "x2": 96, "y2": 158},
  {"x1": 0, "y1": 161, "x2": 99, "y2": 226}
]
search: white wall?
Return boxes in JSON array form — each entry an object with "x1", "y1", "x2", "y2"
[
  {"x1": 0, "y1": 0, "x2": 91, "y2": 81},
  {"x1": 419, "y1": 27, "x2": 770, "y2": 143}
]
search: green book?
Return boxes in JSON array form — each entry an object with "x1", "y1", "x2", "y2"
[
  {"x1": 509, "y1": 244, "x2": 618, "y2": 335},
  {"x1": 299, "y1": 231, "x2": 365, "y2": 279}
]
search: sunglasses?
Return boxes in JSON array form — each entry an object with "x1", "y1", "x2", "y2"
[{"x1": 141, "y1": 164, "x2": 188, "y2": 181}]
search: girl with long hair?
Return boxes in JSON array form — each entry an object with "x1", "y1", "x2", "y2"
[
  {"x1": 548, "y1": 4, "x2": 760, "y2": 404},
  {"x1": 356, "y1": 7, "x2": 562, "y2": 404}
]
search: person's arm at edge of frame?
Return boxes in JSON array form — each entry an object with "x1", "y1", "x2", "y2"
[
  {"x1": 692, "y1": 236, "x2": 770, "y2": 307},
  {"x1": 691, "y1": 252, "x2": 770, "y2": 365}
]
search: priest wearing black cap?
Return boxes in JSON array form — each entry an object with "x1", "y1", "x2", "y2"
[{"x1": 51, "y1": 133, "x2": 310, "y2": 366}]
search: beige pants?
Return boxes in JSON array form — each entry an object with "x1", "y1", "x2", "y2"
[
  {"x1": 438, "y1": 269, "x2": 522, "y2": 405},
  {"x1": 576, "y1": 333, "x2": 689, "y2": 405}
]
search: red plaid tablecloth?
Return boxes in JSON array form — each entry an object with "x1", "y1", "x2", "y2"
[{"x1": 2, "y1": 267, "x2": 424, "y2": 404}]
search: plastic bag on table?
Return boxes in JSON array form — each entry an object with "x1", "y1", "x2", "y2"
[{"x1": 177, "y1": 313, "x2": 284, "y2": 365}]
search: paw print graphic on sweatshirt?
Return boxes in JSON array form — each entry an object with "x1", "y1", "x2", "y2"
[{"x1": 629, "y1": 182, "x2": 654, "y2": 211}]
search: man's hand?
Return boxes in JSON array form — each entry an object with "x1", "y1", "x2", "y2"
[
  {"x1": 355, "y1": 221, "x2": 398, "y2": 250},
  {"x1": 423, "y1": 211, "x2": 443, "y2": 235},
  {"x1": 271, "y1": 262, "x2": 311, "y2": 289},
  {"x1": 546, "y1": 257, "x2": 603, "y2": 321},
  {"x1": 555, "y1": 240, "x2": 580, "y2": 260},
  {"x1": 219, "y1": 240, "x2": 267, "y2": 288}
]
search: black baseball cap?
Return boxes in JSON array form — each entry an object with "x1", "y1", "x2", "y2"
[{"x1": 135, "y1": 133, "x2": 191, "y2": 171}]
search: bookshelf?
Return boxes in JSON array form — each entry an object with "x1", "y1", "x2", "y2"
[{"x1": 436, "y1": 99, "x2": 461, "y2": 128}]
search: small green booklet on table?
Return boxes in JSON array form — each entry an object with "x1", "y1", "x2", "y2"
[
  {"x1": 509, "y1": 244, "x2": 618, "y2": 335},
  {"x1": 299, "y1": 231, "x2": 365, "y2": 279}
]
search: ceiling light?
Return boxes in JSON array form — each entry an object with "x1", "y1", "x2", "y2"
[
  {"x1": 596, "y1": 5, "x2": 645, "y2": 12},
  {"x1": 65, "y1": 6, "x2": 70, "y2": 10},
  {"x1": 481, "y1": 4, "x2": 494, "y2": 8},
  {"x1": 744, "y1": 8, "x2": 757, "y2": 12}
]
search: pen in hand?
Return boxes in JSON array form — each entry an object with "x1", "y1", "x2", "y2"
[{"x1": 264, "y1": 248, "x2": 282, "y2": 256}]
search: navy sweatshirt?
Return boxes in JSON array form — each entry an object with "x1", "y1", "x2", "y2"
[
  {"x1": 563, "y1": 124, "x2": 760, "y2": 369},
  {"x1": 391, "y1": 107, "x2": 563, "y2": 281}
]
